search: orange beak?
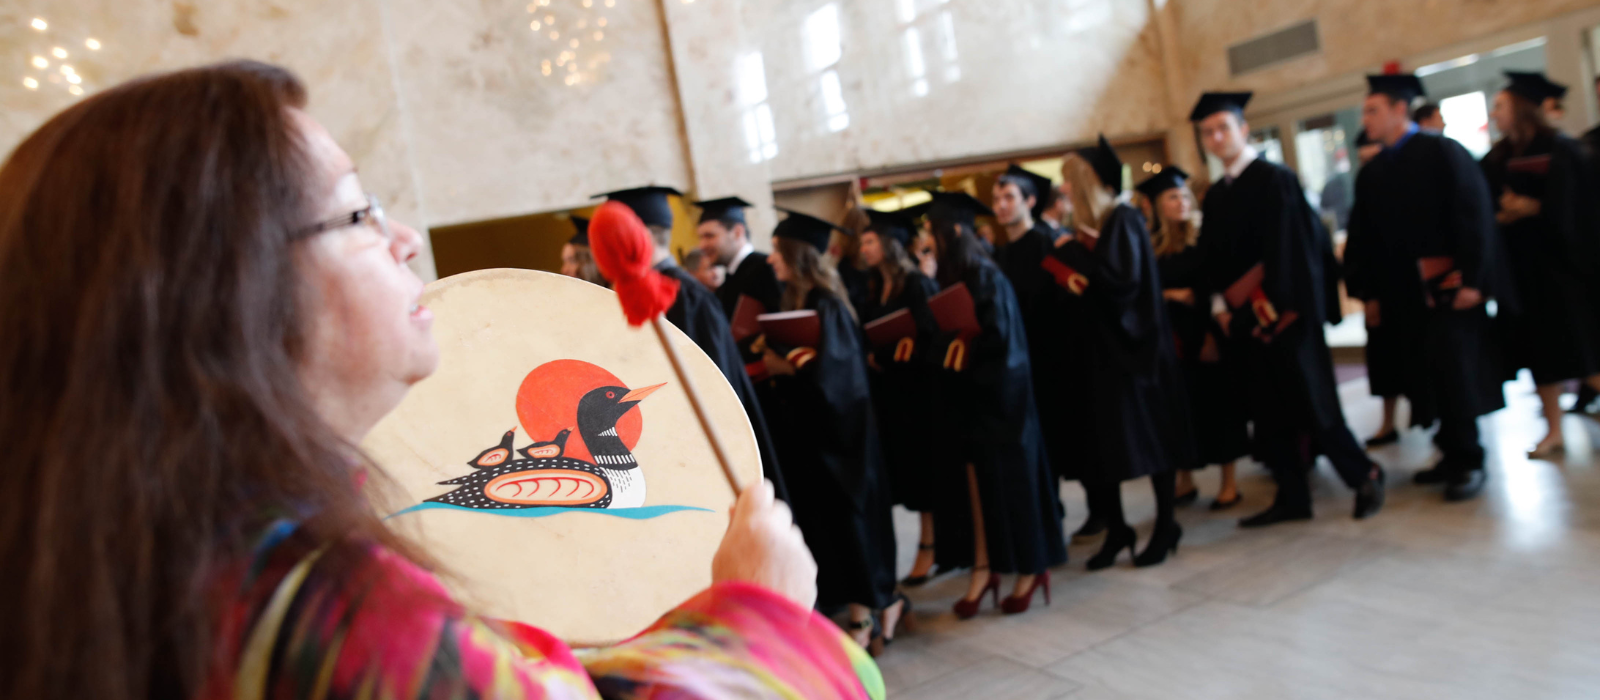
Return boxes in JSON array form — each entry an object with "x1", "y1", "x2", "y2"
[{"x1": 620, "y1": 382, "x2": 667, "y2": 403}]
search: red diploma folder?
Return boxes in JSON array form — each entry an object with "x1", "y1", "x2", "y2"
[
  {"x1": 863, "y1": 308, "x2": 916, "y2": 348},
  {"x1": 1223, "y1": 262, "x2": 1280, "y2": 328},
  {"x1": 729, "y1": 294, "x2": 766, "y2": 341},
  {"x1": 928, "y1": 283, "x2": 982, "y2": 339},
  {"x1": 757, "y1": 310, "x2": 821, "y2": 349}
]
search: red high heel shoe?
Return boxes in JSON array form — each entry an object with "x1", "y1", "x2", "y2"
[
  {"x1": 952, "y1": 568, "x2": 1000, "y2": 619},
  {"x1": 1000, "y1": 570, "x2": 1051, "y2": 614}
]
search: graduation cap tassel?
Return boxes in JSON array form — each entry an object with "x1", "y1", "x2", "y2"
[{"x1": 588, "y1": 201, "x2": 744, "y2": 497}]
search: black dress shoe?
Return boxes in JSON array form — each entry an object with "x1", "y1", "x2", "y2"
[
  {"x1": 1364, "y1": 431, "x2": 1400, "y2": 448},
  {"x1": 1353, "y1": 467, "x2": 1386, "y2": 520},
  {"x1": 1072, "y1": 516, "x2": 1107, "y2": 542},
  {"x1": 1134, "y1": 522, "x2": 1183, "y2": 567},
  {"x1": 1444, "y1": 470, "x2": 1487, "y2": 502},
  {"x1": 1174, "y1": 488, "x2": 1200, "y2": 507},
  {"x1": 1086, "y1": 524, "x2": 1137, "y2": 570},
  {"x1": 1238, "y1": 504, "x2": 1313, "y2": 528},
  {"x1": 1413, "y1": 466, "x2": 1450, "y2": 485},
  {"x1": 1210, "y1": 492, "x2": 1244, "y2": 511}
]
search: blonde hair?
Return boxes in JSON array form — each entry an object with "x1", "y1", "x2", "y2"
[
  {"x1": 1061, "y1": 153, "x2": 1117, "y2": 231},
  {"x1": 1148, "y1": 187, "x2": 1201, "y2": 258}
]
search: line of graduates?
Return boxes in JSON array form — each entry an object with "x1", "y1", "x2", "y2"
[{"x1": 559, "y1": 71, "x2": 1597, "y2": 656}]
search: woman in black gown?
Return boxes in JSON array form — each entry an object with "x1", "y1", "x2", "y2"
[
  {"x1": 1047, "y1": 140, "x2": 1194, "y2": 569},
  {"x1": 758, "y1": 209, "x2": 900, "y2": 651},
  {"x1": 1138, "y1": 168, "x2": 1249, "y2": 510},
  {"x1": 1483, "y1": 72, "x2": 1600, "y2": 459},
  {"x1": 923, "y1": 192, "x2": 1068, "y2": 618},
  {"x1": 857, "y1": 210, "x2": 943, "y2": 588}
]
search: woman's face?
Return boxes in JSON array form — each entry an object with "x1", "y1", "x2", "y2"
[
  {"x1": 1490, "y1": 91, "x2": 1514, "y2": 133},
  {"x1": 1157, "y1": 188, "x2": 1190, "y2": 225},
  {"x1": 560, "y1": 243, "x2": 581, "y2": 277},
  {"x1": 769, "y1": 245, "x2": 792, "y2": 282},
  {"x1": 859, "y1": 232, "x2": 885, "y2": 267},
  {"x1": 292, "y1": 110, "x2": 438, "y2": 440}
]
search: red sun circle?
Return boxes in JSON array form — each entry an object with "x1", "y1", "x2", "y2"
[{"x1": 515, "y1": 359, "x2": 643, "y2": 464}]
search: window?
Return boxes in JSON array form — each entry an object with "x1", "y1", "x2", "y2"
[
  {"x1": 736, "y1": 52, "x2": 778, "y2": 163},
  {"x1": 804, "y1": 4, "x2": 849, "y2": 132},
  {"x1": 895, "y1": 0, "x2": 961, "y2": 97}
]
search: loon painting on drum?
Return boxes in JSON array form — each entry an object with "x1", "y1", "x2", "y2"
[{"x1": 428, "y1": 364, "x2": 666, "y2": 510}]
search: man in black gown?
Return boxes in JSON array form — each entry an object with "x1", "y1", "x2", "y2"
[
  {"x1": 697, "y1": 197, "x2": 783, "y2": 318},
  {"x1": 992, "y1": 166, "x2": 1099, "y2": 533},
  {"x1": 1190, "y1": 93, "x2": 1386, "y2": 527},
  {"x1": 1347, "y1": 75, "x2": 1513, "y2": 501},
  {"x1": 597, "y1": 187, "x2": 789, "y2": 502}
]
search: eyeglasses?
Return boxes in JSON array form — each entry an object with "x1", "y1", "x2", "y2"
[{"x1": 298, "y1": 193, "x2": 391, "y2": 240}]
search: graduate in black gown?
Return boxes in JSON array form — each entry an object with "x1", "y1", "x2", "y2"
[
  {"x1": 696, "y1": 197, "x2": 784, "y2": 319},
  {"x1": 558, "y1": 216, "x2": 610, "y2": 288},
  {"x1": 1189, "y1": 93, "x2": 1386, "y2": 527},
  {"x1": 1138, "y1": 167, "x2": 1249, "y2": 511},
  {"x1": 756, "y1": 209, "x2": 900, "y2": 650},
  {"x1": 992, "y1": 166, "x2": 1102, "y2": 533},
  {"x1": 597, "y1": 188, "x2": 789, "y2": 503},
  {"x1": 1047, "y1": 138, "x2": 1193, "y2": 569},
  {"x1": 923, "y1": 191, "x2": 1067, "y2": 618},
  {"x1": 856, "y1": 209, "x2": 944, "y2": 589},
  {"x1": 1347, "y1": 74, "x2": 1514, "y2": 501},
  {"x1": 1483, "y1": 73, "x2": 1600, "y2": 459},
  {"x1": 835, "y1": 229, "x2": 873, "y2": 315}
]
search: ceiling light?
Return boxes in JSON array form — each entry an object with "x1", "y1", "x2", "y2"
[
  {"x1": 51, "y1": 47, "x2": 67, "y2": 59},
  {"x1": 68, "y1": 85, "x2": 84, "y2": 95},
  {"x1": 85, "y1": 38, "x2": 101, "y2": 50},
  {"x1": 31, "y1": 56, "x2": 48, "y2": 69},
  {"x1": 30, "y1": 18, "x2": 47, "y2": 31},
  {"x1": 23, "y1": 77, "x2": 38, "y2": 89}
]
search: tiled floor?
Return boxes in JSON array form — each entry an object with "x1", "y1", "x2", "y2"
[{"x1": 880, "y1": 372, "x2": 1600, "y2": 698}]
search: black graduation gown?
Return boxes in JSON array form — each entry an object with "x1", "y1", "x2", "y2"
[
  {"x1": 716, "y1": 251, "x2": 783, "y2": 319},
  {"x1": 1050, "y1": 204, "x2": 1195, "y2": 481},
  {"x1": 1347, "y1": 133, "x2": 1510, "y2": 423},
  {"x1": 1157, "y1": 243, "x2": 1252, "y2": 467},
  {"x1": 762, "y1": 289, "x2": 896, "y2": 611},
  {"x1": 655, "y1": 261, "x2": 790, "y2": 502},
  {"x1": 930, "y1": 260, "x2": 1068, "y2": 575},
  {"x1": 1482, "y1": 132, "x2": 1600, "y2": 385},
  {"x1": 1198, "y1": 158, "x2": 1370, "y2": 484},
  {"x1": 860, "y1": 271, "x2": 943, "y2": 512},
  {"x1": 996, "y1": 222, "x2": 1090, "y2": 481},
  {"x1": 837, "y1": 259, "x2": 872, "y2": 316}
]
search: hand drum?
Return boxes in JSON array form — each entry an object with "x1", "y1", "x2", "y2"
[{"x1": 362, "y1": 269, "x2": 762, "y2": 644}]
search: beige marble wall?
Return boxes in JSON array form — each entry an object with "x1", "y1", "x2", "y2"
[
  {"x1": 738, "y1": 0, "x2": 1174, "y2": 182},
  {"x1": 1169, "y1": 0, "x2": 1600, "y2": 104},
  {"x1": 0, "y1": 0, "x2": 436, "y2": 275}
]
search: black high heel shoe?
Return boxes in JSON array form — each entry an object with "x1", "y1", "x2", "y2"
[
  {"x1": 1134, "y1": 522, "x2": 1182, "y2": 567},
  {"x1": 900, "y1": 544, "x2": 939, "y2": 587},
  {"x1": 870, "y1": 593, "x2": 915, "y2": 656},
  {"x1": 1086, "y1": 525, "x2": 1136, "y2": 571}
]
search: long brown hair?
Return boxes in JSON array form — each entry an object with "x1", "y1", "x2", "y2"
[
  {"x1": 775, "y1": 236, "x2": 855, "y2": 319},
  {"x1": 1061, "y1": 153, "x2": 1117, "y2": 231},
  {"x1": 864, "y1": 230, "x2": 917, "y2": 304},
  {"x1": 1499, "y1": 90, "x2": 1555, "y2": 148},
  {"x1": 0, "y1": 62, "x2": 427, "y2": 699},
  {"x1": 1149, "y1": 188, "x2": 1201, "y2": 258}
]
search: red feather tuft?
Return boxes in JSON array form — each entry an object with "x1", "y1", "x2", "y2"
[{"x1": 588, "y1": 201, "x2": 680, "y2": 326}]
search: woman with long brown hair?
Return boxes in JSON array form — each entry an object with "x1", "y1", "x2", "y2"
[
  {"x1": 1483, "y1": 71, "x2": 1600, "y2": 459},
  {"x1": 760, "y1": 209, "x2": 900, "y2": 654},
  {"x1": 0, "y1": 61, "x2": 880, "y2": 700},
  {"x1": 856, "y1": 209, "x2": 942, "y2": 589},
  {"x1": 1048, "y1": 139, "x2": 1193, "y2": 569},
  {"x1": 922, "y1": 191, "x2": 1067, "y2": 618},
  {"x1": 1137, "y1": 168, "x2": 1248, "y2": 510}
]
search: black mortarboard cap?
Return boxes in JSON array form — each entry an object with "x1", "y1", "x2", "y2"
[
  {"x1": 1189, "y1": 92, "x2": 1253, "y2": 122},
  {"x1": 592, "y1": 185, "x2": 683, "y2": 229},
  {"x1": 864, "y1": 208, "x2": 916, "y2": 247},
  {"x1": 925, "y1": 190, "x2": 995, "y2": 229},
  {"x1": 1076, "y1": 135, "x2": 1125, "y2": 194},
  {"x1": 1001, "y1": 164, "x2": 1052, "y2": 202},
  {"x1": 1504, "y1": 71, "x2": 1567, "y2": 104},
  {"x1": 694, "y1": 196, "x2": 752, "y2": 226},
  {"x1": 568, "y1": 215, "x2": 590, "y2": 246},
  {"x1": 1134, "y1": 166, "x2": 1191, "y2": 201},
  {"x1": 772, "y1": 207, "x2": 847, "y2": 253},
  {"x1": 1366, "y1": 74, "x2": 1426, "y2": 104}
]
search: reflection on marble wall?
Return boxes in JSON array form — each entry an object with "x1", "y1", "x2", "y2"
[
  {"x1": 739, "y1": 0, "x2": 1174, "y2": 181},
  {"x1": 385, "y1": 0, "x2": 692, "y2": 227},
  {"x1": 0, "y1": 0, "x2": 435, "y2": 275},
  {"x1": 1170, "y1": 0, "x2": 1600, "y2": 103}
]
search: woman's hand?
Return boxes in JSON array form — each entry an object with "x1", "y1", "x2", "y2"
[
  {"x1": 1163, "y1": 288, "x2": 1196, "y2": 305},
  {"x1": 712, "y1": 480, "x2": 818, "y2": 609},
  {"x1": 762, "y1": 350, "x2": 797, "y2": 377},
  {"x1": 1498, "y1": 191, "x2": 1541, "y2": 222}
]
